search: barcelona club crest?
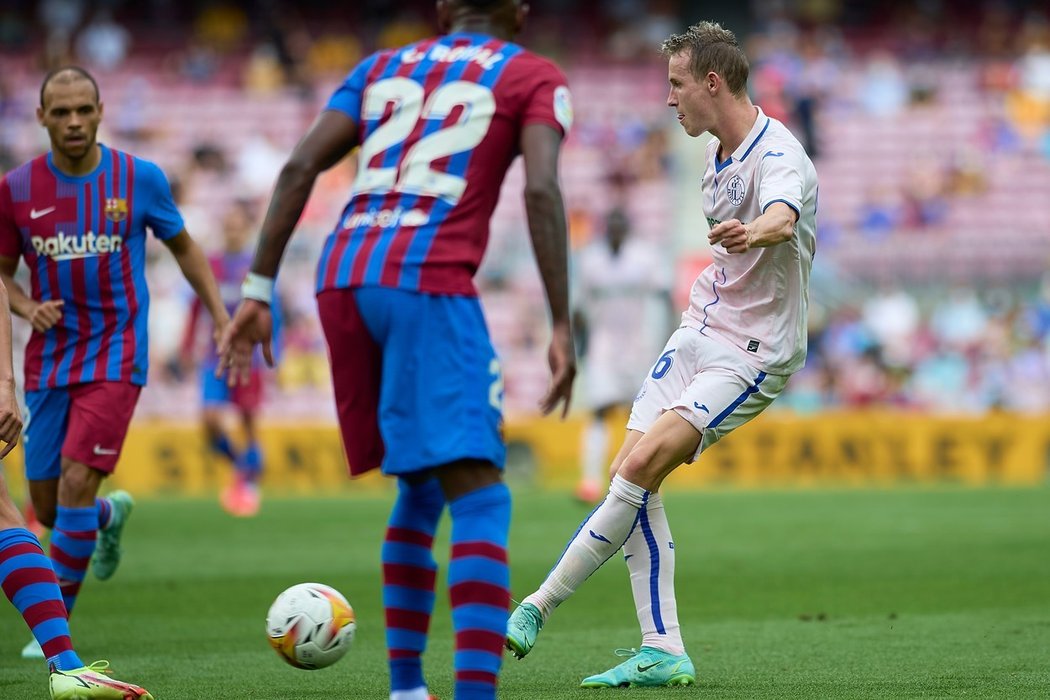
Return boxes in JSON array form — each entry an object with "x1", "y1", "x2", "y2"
[{"x1": 105, "y1": 198, "x2": 128, "y2": 222}]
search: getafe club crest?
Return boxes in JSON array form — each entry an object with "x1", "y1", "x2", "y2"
[
  {"x1": 726, "y1": 175, "x2": 746, "y2": 207},
  {"x1": 105, "y1": 198, "x2": 128, "y2": 222}
]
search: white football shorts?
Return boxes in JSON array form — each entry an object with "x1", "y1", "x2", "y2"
[{"x1": 627, "y1": 326, "x2": 789, "y2": 461}]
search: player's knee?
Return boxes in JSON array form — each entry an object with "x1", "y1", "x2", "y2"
[
  {"x1": 35, "y1": 502, "x2": 57, "y2": 529},
  {"x1": 0, "y1": 494, "x2": 23, "y2": 529},
  {"x1": 618, "y1": 432, "x2": 697, "y2": 491},
  {"x1": 617, "y1": 447, "x2": 662, "y2": 491},
  {"x1": 58, "y1": 462, "x2": 103, "y2": 506}
]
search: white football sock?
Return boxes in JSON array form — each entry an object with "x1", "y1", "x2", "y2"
[
  {"x1": 524, "y1": 474, "x2": 648, "y2": 620},
  {"x1": 390, "y1": 687, "x2": 429, "y2": 700},
  {"x1": 581, "y1": 418, "x2": 608, "y2": 484},
  {"x1": 622, "y1": 493, "x2": 684, "y2": 655}
]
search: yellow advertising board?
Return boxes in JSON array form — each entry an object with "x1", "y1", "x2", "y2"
[
  {"x1": 2, "y1": 412, "x2": 1046, "y2": 497},
  {"x1": 511, "y1": 411, "x2": 1050, "y2": 488}
]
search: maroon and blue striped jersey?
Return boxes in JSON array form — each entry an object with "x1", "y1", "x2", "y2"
[
  {"x1": 0, "y1": 144, "x2": 184, "y2": 389},
  {"x1": 316, "y1": 32, "x2": 572, "y2": 296}
]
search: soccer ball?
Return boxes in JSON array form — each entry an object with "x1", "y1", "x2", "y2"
[{"x1": 266, "y1": 582, "x2": 356, "y2": 670}]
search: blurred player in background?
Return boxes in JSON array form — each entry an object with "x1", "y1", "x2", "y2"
[
  {"x1": 0, "y1": 276, "x2": 154, "y2": 698},
  {"x1": 0, "y1": 67, "x2": 229, "y2": 659},
  {"x1": 182, "y1": 201, "x2": 279, "y2": 517},
  {"x1": 220, "y1": 1, "x2": 575, "y2": 697},
  {"x1": 573, "y1": 208, "x2": 672, "y2": 502},
  {"x1": 507, "y1": 20, "x2": 818, "y2": 688}
]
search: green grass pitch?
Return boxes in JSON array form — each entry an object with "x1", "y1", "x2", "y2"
[{"x1": 2, "y1": 487, "x2": 1048, "y2": 698}]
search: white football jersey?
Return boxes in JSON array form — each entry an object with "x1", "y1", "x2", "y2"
[{"x1": 680, "y1": 106, "x2": 818, "y2": 375}]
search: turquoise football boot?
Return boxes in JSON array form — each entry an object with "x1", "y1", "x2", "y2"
[
  {"x1": 580, "y1": 646, "x2": 696, "y2": 688},
  {"x1": 505, "y1": 602, "x2": 544, "y2": 659},
  {"x1": 91, "y1": 491, "x2": 134, "y2": 581}
]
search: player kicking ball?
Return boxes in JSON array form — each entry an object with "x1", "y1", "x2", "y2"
[{"x1": 507, "y1": 21, "x2": 818, "y2": 688}]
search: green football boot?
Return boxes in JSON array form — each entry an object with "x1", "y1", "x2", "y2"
[
  {"x1": 91, "y1": 491, "x2": 134, "y2": 581},
  {"x1": 50, "y1": 660, "x2": 153, "y2": 699},
  {"x1": 505, "y1": 602, "x2": 544, "y2": 659},
  {"x1": 580, "y1": 646, "x2": 696, "y2": 688}
]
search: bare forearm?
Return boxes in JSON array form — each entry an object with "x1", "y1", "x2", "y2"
[
  {"x1": 745, "y1": 207, "x2": 797, "y2": 248},
  {"x1": 0, "y1": 284, "x2": 16, "y2": 382},
  {"x1": 252, "y1": 162, "x2": 318, "y2": 277},
  {"x1": 525, "y1": 185, "x2": 571, "y2": 326},
  {"x1": 0, "y1": 272, "x2": 36, "y2": 320},
  {"x1": 175, "y1": 245, "x2": 228, "y2": 325}
]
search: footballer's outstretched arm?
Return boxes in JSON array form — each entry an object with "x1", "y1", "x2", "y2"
[
  {"x1": 251, "y1": 111, "x2": 360, "y2": 277},
  {"x1": 520, "y1": 122, "x2": 576, "y2": 417}
]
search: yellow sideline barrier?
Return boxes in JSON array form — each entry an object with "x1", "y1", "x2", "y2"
[
  {"x1": 511, "y1": 411, "x2": 1049, "y2": 488},
  {"x1": 2, "y1": 412, "x2": 1046, "y2": 497}
]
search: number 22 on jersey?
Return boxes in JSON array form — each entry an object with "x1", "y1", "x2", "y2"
[{"x1": 354, "y1": 77, "x2": 496, "y2": 204}]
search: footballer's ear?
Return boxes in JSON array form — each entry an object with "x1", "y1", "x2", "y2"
[
  {"x1": 516, "y1": 3, "x2": 530, "y2": 33},
  {"x1": 436, "y1": 0, "x2": 453, "y2": 33}
]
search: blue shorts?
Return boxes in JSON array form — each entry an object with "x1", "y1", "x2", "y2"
[
  {"x1": 200, "y1": 364, "x2": 228, "y2": 406},
  {"x1": 25, "y1": 382, "x2": 141, "y2": 479},
  {"x1": 317, "y1": 287, "x2": 505, "y2": 477}
]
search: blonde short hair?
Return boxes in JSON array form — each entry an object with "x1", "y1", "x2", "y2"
[{"x1": 661, "y1": 21, "x2": 749, "y2": 97}]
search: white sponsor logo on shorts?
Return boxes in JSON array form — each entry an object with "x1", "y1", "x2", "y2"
[{"x1": 93, "y1": 444, "x2": 118, "y2": 456}]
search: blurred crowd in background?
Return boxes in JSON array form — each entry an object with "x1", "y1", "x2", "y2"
[{"x1": 1, "y1": 0, "x2": 1049, "y2": 418}]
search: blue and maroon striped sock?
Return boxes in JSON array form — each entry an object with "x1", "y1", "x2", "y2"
[
  {"x1": 0, "y1": 527, "x2": 83, "y2": 670},
  {"x1": 96, "y1": 497, "x2": 112, "y2": 529},
  {"x1": 383, "y1": 477, "x2": 444, "y2": 695},
  {"x1": 448, "y1": 482, "x2": 511, "y2": 700},
  {"x1": 50, "y1": 505, "x2": 98, "y2": 615}
]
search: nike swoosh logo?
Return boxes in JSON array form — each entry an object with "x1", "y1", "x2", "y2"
[
  {"x1": 623, "y1": 554, "x2": 633, "y2": 561},
  {"x1": 30, "y1": 206, "x2": 56, "y2": 219},
  {"x1": 589, "y1": 530, "x2": 611, "y2": 544},
  {"x1": 638, "y1": 661, "x2": 663, "y2": 672},
  {"x1": 93, "y1": 444, "x2": 118, "y2": 456},
  {"x1": 694, "y1": 402, "x2": 709, "y2": 413}
]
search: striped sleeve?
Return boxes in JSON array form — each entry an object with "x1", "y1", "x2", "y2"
[
  {"x1": 325, "y1": 52, "x2": 382, "y2": 122},
  {"x1": 518, "y1": 58, "x2": 572, "y2": 136},
  {"x1": 139, "y1": 161, "x2": 185, "y2": 240}
]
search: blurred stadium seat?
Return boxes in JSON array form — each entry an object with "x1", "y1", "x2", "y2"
[{"x1": 1, "y1": 0, "x2": 1049, "y2": 423}]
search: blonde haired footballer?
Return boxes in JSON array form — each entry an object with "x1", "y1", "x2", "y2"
[{"x1": 506, "y1": 20, "x2": 818, "y2": 688}]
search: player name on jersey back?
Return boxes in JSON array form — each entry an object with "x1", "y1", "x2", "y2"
[
  {"x1": 316, "y1": 33, "x2": 571, "y2": 296},
  {"x1": 401, "y1": 43, "x2": 505, "y2": 70}
]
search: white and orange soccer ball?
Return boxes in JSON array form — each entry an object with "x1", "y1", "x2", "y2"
[{"x1": 266, "y1": 582, "x2": 357, "y2": 670}]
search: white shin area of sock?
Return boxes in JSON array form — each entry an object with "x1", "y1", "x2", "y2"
[
  {"x1": 622, "y1": 493, "x2": 684, "y2": 655},
  {"x1": 525, "y1": 474, "x2": 648, "y2": 620},
  {"x1": 581, "y1": 418, "x2": 609, "y2": 483}
]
